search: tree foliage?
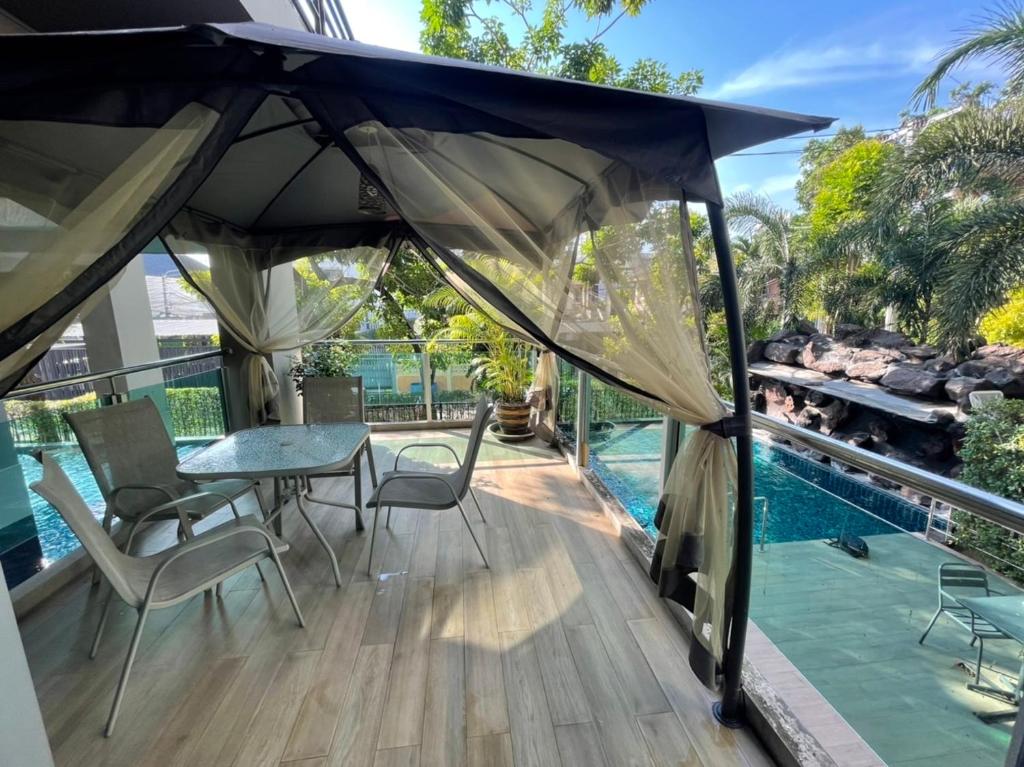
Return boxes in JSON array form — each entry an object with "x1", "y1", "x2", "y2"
[{"x1": 420, "y1": 0, "x2": 702, "y2": 94}]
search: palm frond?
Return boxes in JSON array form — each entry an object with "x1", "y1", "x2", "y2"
[
  {"x1": 934, "y1": 197, "x2": 1024, "y2": 354},
  {"x1": 913, "y1": 3, "x2": 1024, "y2": 109}
]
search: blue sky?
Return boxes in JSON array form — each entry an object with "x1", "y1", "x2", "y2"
[{"x1": 343, "y1": 0, "x2": 1004, "y2": 209}]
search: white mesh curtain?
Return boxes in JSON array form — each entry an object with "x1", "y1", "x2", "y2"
[
  {"x1": 0, "y1": 102, "x2": 223, "y2": 391},
  {"x1": 163, "y1": 211, "x2": 391, "y2": 422},
  {"x1": 343, "y1": 122, "x2": 736, "y2": 675},
  {"x1": 528, "y1": 350, "x2": 559, "y2": 444}
]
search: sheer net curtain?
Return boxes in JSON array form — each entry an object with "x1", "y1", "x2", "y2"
[
  {"x1": 345, "y1": 122, "x2": 736, "y2": 676},
  {"x1": 163, "y1": 212, "x2": 391, "y2": 422},
  {"x1": 0, "y1": 102, "x2": 222, "y2": 390}
]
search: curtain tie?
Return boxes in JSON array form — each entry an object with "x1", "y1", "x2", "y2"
[{"x1": 699, "y1": 414, "x2": 748, "y2": 439}]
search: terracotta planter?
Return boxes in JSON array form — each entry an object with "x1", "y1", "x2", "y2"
[{"x1": 495, "y1": 401, "x2": 531, "y2": 434}]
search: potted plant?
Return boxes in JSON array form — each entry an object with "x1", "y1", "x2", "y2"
[
  {"x1": 425, "y1": 286, "x2": 532, "y2": 435},
  {"x1": 288, "y1": 342, "x2": 360, "y2": 393},
  {"x1": 472, "y1": 335, "x2": 532, "y2": 434}
]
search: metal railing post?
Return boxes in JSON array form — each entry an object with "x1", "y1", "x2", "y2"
[
  {"x1": 575, "y1": 370, "x2": 590, "y2": 469},
  {"x1": 422, "y1": 350, "x2": 434, "y2": 423}
]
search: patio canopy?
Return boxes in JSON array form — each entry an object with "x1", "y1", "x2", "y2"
[{"x1": 0, "y1": 21, "x2": 832, "y2": 695}]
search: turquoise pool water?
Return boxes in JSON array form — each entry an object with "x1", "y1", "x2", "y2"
[
  {"x1": 586, "y1": 421, "x2": 929, "y2": 543},
  {"x1": 2, "y1": 443, "x2": 206, "y2": 586}
]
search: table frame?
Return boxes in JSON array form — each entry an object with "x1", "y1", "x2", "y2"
[{"x1": 178, "y1": 425, "x2": 378, "y2": 587}]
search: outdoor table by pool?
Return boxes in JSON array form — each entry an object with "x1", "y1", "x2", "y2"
[
  {"x1": 959, "y1": 594, "x2": 1024, "y2": 721},
  {"x1": 176, "y1": 423, "x2": 373, "y2": 587}
]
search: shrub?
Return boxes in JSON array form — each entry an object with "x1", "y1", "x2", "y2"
[
  {"x1": 4, "y1": 393, "x2": 97, "y2": 444},
  {"x1": 289, "y1": 343, "x2": 361, "y2": 393},
  {"x1": 166, "y1": 387, "x2": 225, "y2": 438},
  {"x1": 954, "y1": 399, "x2": 1024, "y2": 579}
]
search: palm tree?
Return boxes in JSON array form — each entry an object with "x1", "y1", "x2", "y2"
[
  {"x1": 725, "y1": 192, "x2": 803, "y2": 329},
  {"x1": 883, "y1": 102, "x2": 1024, "y2": 354},
  {"x1": 914, "y1": 4, "x2": 1024, "y2": 109}
]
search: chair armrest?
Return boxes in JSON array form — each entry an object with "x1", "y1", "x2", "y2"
[
  {"x1": 394, "y1": 442, "x2": 462, "y2": 471},
  {"x1": 144, "y1": 522, "x2": 278, "y2": 602},
  {"x1": 375, "y1": 471, "x2": 459, "y2": 507},
  {"x1": 132, "y1": 490, "x2": 241, "y2": 529}
]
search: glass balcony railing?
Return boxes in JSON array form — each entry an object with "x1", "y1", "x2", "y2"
[
  {"x1": 0, "y1": 352, "x2": 228, "y2": 590},
  {"x1": 554, "y1": 358, "x2": 1023, "y2": 766},
  {"x1": 307, "y1": 339, "x2": 503, "y2": 424}
]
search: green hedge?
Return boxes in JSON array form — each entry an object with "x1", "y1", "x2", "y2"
[
  {"x1": 5, "y1": 393, "x2": 98, "y2": 444},
  {"x1": 167, "y1": 387, "x2": 225, "y2": 438},
  {"x1": 954, "y1": 399, "x2": 1024, "y2": 580},
  {"x1": 5, "y1": 388, "x2": 224, "y2": 445},
  {"x1": 557, "y1": 376, "x2": 661, "y2": 425}
]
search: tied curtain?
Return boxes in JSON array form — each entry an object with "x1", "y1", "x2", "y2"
[
  {"x1": 336, "y1": 118, "x2": 737, "y2": 679},
  {"x1": 528, "y1": 350, "x2": 559, "y2": 445},
  {"x1": 163, "y1": 211, "x2": 392, "y2": 423},
  {"x1": 0, "y1": 102, "x2": 225, "y2": 393}
]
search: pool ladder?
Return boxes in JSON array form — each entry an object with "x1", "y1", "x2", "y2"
[{"x1": 756, "y1": 496, "x2": 769, "y2": 551}]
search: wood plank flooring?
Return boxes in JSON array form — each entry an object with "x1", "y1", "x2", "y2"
[{"x1": 18, "y1": 430, "x2": 770, "y2": 767}]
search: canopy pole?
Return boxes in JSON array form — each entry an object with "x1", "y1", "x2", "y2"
[{"x1": 706, "y1": 201, "x2": 755, "y2": 728}]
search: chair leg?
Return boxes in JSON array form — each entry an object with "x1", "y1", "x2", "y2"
[
  {"x1": 976, "y1": 635, "x2": 985, "y2": 684},
  {"x1": 386, "y1": 506, "x2": 393, "y2": 529},
  {"x1": 254, "y1": 562, "x2": 267, "y2": 583},
  {"x1": 365, "y1": 442, "x2": 378, "y2": 489},
  {"x1": 469, "y1": 486, "x2": 487, "y2": 524},
  {"x1": 919, "y1": 608, "x2": 942, "y2": 644},
  {"x1": 971, "y1": 635, "x2": 978, "y2": 647},
  {"x1": 368, "y1": 505, "x2": 380, "y2": 577},
  {"x1": 266, "y1": 552, "x2": 305, "y2": 628},
  {"x1": 89, "y1": 584, "x2": 115, "y2": 660},
  {"x1": 105, "y1": 605, "x2": 150, "y2": 737},
  {"x1": 252, "y1": 484, "x2": 269, "y2": 523},
  {"x1": 456, "y1": 497, "x2": 489, "y2": 569}
]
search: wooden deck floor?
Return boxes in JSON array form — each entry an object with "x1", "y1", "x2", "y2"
[{"x1": 18, "y1": 430, "x2": 770, "y2": 767}]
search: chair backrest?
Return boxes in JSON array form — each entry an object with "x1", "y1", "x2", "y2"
[
  {"x1": 453, "y1": 396, "x2": 494, "y2": 498},
  {"x1": 31, "y1": 453, "x2": 140, "y2": 606},
  {"x1": 65, "y1": 397, "x2": 182, "y2": 517},
  {"x1": 302, "y1": 376, "x2": 365, "y2": 423},
  {"x1": 938, "y1": 561, "x2": 992, "y2": 607}
]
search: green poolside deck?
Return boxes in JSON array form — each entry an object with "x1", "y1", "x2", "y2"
[{"x1": 751, "y1": 533, "x2": 1019, "y2": 766}]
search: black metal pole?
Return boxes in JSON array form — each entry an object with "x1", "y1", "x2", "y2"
[{"x1": 706, "y1": 201, "x2": 755, "y2": 727}]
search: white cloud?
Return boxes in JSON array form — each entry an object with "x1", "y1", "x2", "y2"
[
  {"x1": 343, "y1": 0, "x2": 421, "y2": 52},
  {"x1": 711, "y1": 39, "x2": 941, "y2": 99}
]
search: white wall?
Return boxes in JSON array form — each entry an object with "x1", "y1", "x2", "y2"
[{"x1": 0, "y1": 570, "x2": 53, "y2": 766}]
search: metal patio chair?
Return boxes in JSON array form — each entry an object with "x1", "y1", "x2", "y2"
[
  {"x1": 66, "y1": 397, "x2": 266, "y2": 553},
  {"x1": 30, "y1": 453, "x2": 304, "y2": 736},
  {"x1": 364, "y1": 396, "x2": 493, "y2": 574},
  {"x1": 919, "y1": 561, "x2": 1010, "y2": 684},
  {"x1": 301, "y1": 375, "x2": 378, "y2": 530}
]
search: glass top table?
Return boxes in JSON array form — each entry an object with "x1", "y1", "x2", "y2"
[
  {"x1": 959, "y1": 594, "x2": 1024, "y2": 720},
  {"x1": 177, "y1": 423, "x2": 373, "y2": 587},
  {"x1": 177, "y1": 423, "x2": 371, "y2": 480}
]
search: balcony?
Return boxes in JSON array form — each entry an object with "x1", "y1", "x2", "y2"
[{"x1": 15, "y1": 424, "x2": 772, "y2": 767}]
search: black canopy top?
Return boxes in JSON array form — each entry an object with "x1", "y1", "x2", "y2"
[{"x1": 0, "y1": 22, "x2": 833, "y2": 205}]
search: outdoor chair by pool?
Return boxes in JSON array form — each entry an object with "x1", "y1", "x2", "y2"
[
  {"x1": 66, "y1": 397, "x2": 266, "y2": 553},
  {"x1": 301, "y1": 375, "x2": 378, "y2": 530},
  {"x1": 920, "y1": 562, "x2": 1010, "y2": 684},
  {"x1": 365, "y1": 396, "x2": 493, "y2": 574},
  {"x1": 30, "y1": 453, "x2": 304, "y2": 736}
]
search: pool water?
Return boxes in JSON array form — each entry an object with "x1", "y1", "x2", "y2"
[
  {"x1": 2, "y1": 443, "x2": 206, "y2": 585},
  {"x1": 586, "y1": 421, "x2": 928, "y2": 544}
]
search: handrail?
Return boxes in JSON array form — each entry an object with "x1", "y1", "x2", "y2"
[
  {"x1": 4, "y1": 350, "x2": 225, "y2": 399},
  {"x1": 313, "y1": 338, "x2": 500, "y2": 346},
  {"x1": 750, "y1": 410, "x2": 1024, "y2": 535}
]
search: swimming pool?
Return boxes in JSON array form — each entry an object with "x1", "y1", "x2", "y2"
[
  {"x1": 1, "y1": 443, "x2": 206, "y2": 587},
  {"x1": 585, "y1": 420, "x2": 929, "y2": 543}
]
